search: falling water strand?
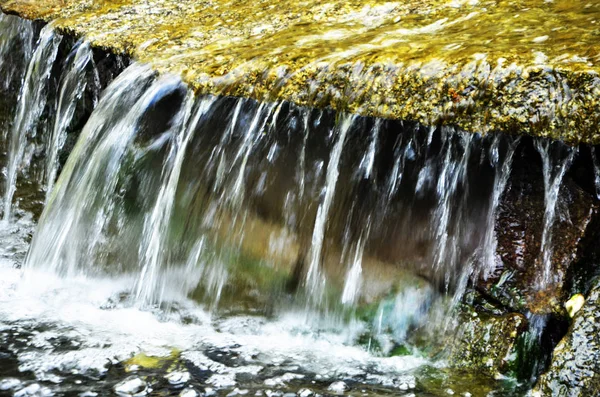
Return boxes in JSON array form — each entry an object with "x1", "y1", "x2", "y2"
[
  {"x1": 25, "y1": 64, "x2": 158, "y2": 275},
  {"x1": 359, "y1": 119, "x2": 381, "y2": 180},
  {"x1": 341, "y1": 221, "x2": 371, "y2": 306},
  {"x1": 3, "y1": 24, "x2": 62, "y2": 221},
  {"x1": 480, "y1": 135, "x2": 520, "y2": 280},
  {"x1": 384, "y1": 135, "x2": 406, "y2": 202},
  {"x1": 591, "y1": 146, "x2": 600, "y2": 200},
  {"x1": 305, "y1": 114, "x2": 356, "y2": 300},
  {"x1": 227, "y1": 102, "x2": 276, "y2": 209},
  {"x1": 534, "y1": 139, "x2": 577, "y2": 288},
  {"x1": 212, "y1": 100, "x2": 244, "y2": 191},
  {"x1": 45, "y1": 41, "x2": 94, "y2": 198},
  {"x1": 297, "y1": 110, "x2": 312, "y2": 199},
  {"x1": 135, "y1": 96, "x2": 217, "y2": 307},
  {"x1": 0, "y1": 13, "x2": 34, "y2": 96},
  {"x1": 432, "y1": 130, "x2": 474, "y2": 278}
]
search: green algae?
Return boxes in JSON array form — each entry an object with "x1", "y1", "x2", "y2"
[{"x1": 2, "y1": 0, "x2": 600, "y2": 143}]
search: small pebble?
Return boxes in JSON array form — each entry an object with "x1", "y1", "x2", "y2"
[
  {"x1": 532, "y1": 35, "x2": 549, "y2": 43},
  {"x1": 0, "y1": 378, "x2": 21, "y2": 391},
  {"x1": 227, "y1": 388, "x2": 249, "y2": 397},
  {"x1": 166, "y1": 371, "x2": 191, "y2": 385},
  {"x1": 327, "y1": 381, "x2": 347, "y2": 395},
  {"x1": 114, "y1": 377, "x2": 148, "y2": 396},
  {"x1": 205, "y1": 387, "x2": 216, "y2": 397},
  {"x1": 298, "y1": 389, "x2": 313, "y2": 397},
  {"x1": 179, "y1": 388, "x2": 199, "y2": 397}
]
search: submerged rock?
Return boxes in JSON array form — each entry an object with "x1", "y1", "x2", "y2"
[{"x1": 534, "y1": 279, "x2": 600, "y2": 396}]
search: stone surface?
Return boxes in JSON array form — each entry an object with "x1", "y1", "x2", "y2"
[
  {"x1": 1, "y1": 0, "x2": 600, "y2": 143},
  {"x1": 448, "y1": 304, "x2": 527, "y2": 378},
  {"x1": 534, "y1": 279, "x2": 600, "y2": 396},
  {"x1": 478, "y1": 159, "x2": 598, "y2": 316}
]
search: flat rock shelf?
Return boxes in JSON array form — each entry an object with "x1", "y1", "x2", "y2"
[{"x1": 2, "y1": 0, "x2": 600, "y2": 144}]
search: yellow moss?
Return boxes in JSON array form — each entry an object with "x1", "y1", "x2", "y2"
[
  {"x1": 565, "y1": 293, "x2": 585, "y2": 318},
  {"x1": 124, "y1": 349, "x2": 180, "y2": 371}
]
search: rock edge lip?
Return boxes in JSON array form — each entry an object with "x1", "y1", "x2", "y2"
[{"x1": 2, "y1": 0, "x2": 600, "y2": 145}]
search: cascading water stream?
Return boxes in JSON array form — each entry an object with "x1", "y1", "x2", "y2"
[
  {"x1": 135, "y1": 95, "x2": 217, "y2": 306},
  {"x1": 534, "y1": 139, "x2": 577, "y2": 289},
  {"x1": 0, "y1": 14, "x2": 33, "y2": 85},
  {"x1": 479, "y1": 135, "x2": 520, "y2": 280},
  {"x1": 591, "y1": 146, "x2": 600, "y2": 200},
  {"x1": 44, "y1": 41, "x2": 94, "y2": 198},
  {"x1": 432, "y1": 129, "x2": 473, "y2": 289},
  {"x1": 25, "y1": 64, "x2": 158, "y2": 275},
  {"x1": 0, "y1": 13, "x2": 34, "y2": 95},
  {"x1": 3, "y1": 24, "x2": 62, "y2": 221},
  {"x1": 305, "y1": 114, "x2": 355, "y2": 303}
]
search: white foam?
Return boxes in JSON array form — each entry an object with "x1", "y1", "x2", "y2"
[{"x1": 0, "y1": 259, "x2": 428, "y2": 388}]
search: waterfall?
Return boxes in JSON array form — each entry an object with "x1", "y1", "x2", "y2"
[
  {"x1": 44, "y1": 41, "x2": 94, "y2": 198},
  {"x1": 1, "y1": 6, "x2": 599, "y2": 397},
  {"x1": 534, "y1": 139, "x2": 577, "y2": 289},
  {"x1": 25, "y1": 64, "x2": 158, "y2": 275},
  {"x1": 3, "y1": 24, "x2": 62, "y2": 221}
]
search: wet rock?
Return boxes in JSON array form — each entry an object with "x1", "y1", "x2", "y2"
[
  {"x1": 0, "y1": 378, "x2": 21, "y2": 390},
  {"x1": 533, "y1": 279, "x2": 600, "y2": 396},
  {"x1": 114, "y1": 377, "x2": 149, "y2": 396},
  {"x1": 5, "y1": 0, "x2": 600, "y2": 144},
  {"x1": 179, "y1": 388, "x2": 199, "y2": 397},
  {"x1": 479, "y1": 160, "x2": 598, "y2": 316},
  {"x1": 165, "y1": 370, "x2": 190, "y2": 385},
  {"x1": 565, "y1": 294, "x2": 585, "y2": 318},
  {"x1": 297, "y1": 389, "x2": 313, "y2": 397},
  {"x1": 14, "y1": 384, "x2": 52, "y2": 397},
  {"x1": 327, "y1": 381, "x2": 347, "y2": 395},
  {"x1": 448, "y1": 304, "x2": 527, "y2": 378}
]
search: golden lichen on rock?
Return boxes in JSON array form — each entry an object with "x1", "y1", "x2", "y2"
[{"x1": 1, "y1": 0, "x2": 600, "y2": 143}]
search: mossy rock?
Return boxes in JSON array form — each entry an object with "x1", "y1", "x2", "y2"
[
  {"x1": 448, "y1": 304, "x2": 528, "y2": 379},
  {"x1": 534, "y1": 280, "x2": 600, "y2": 396},
  {"x1": 4, "y1": 0, "x2": 600, "y2": 143}
]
